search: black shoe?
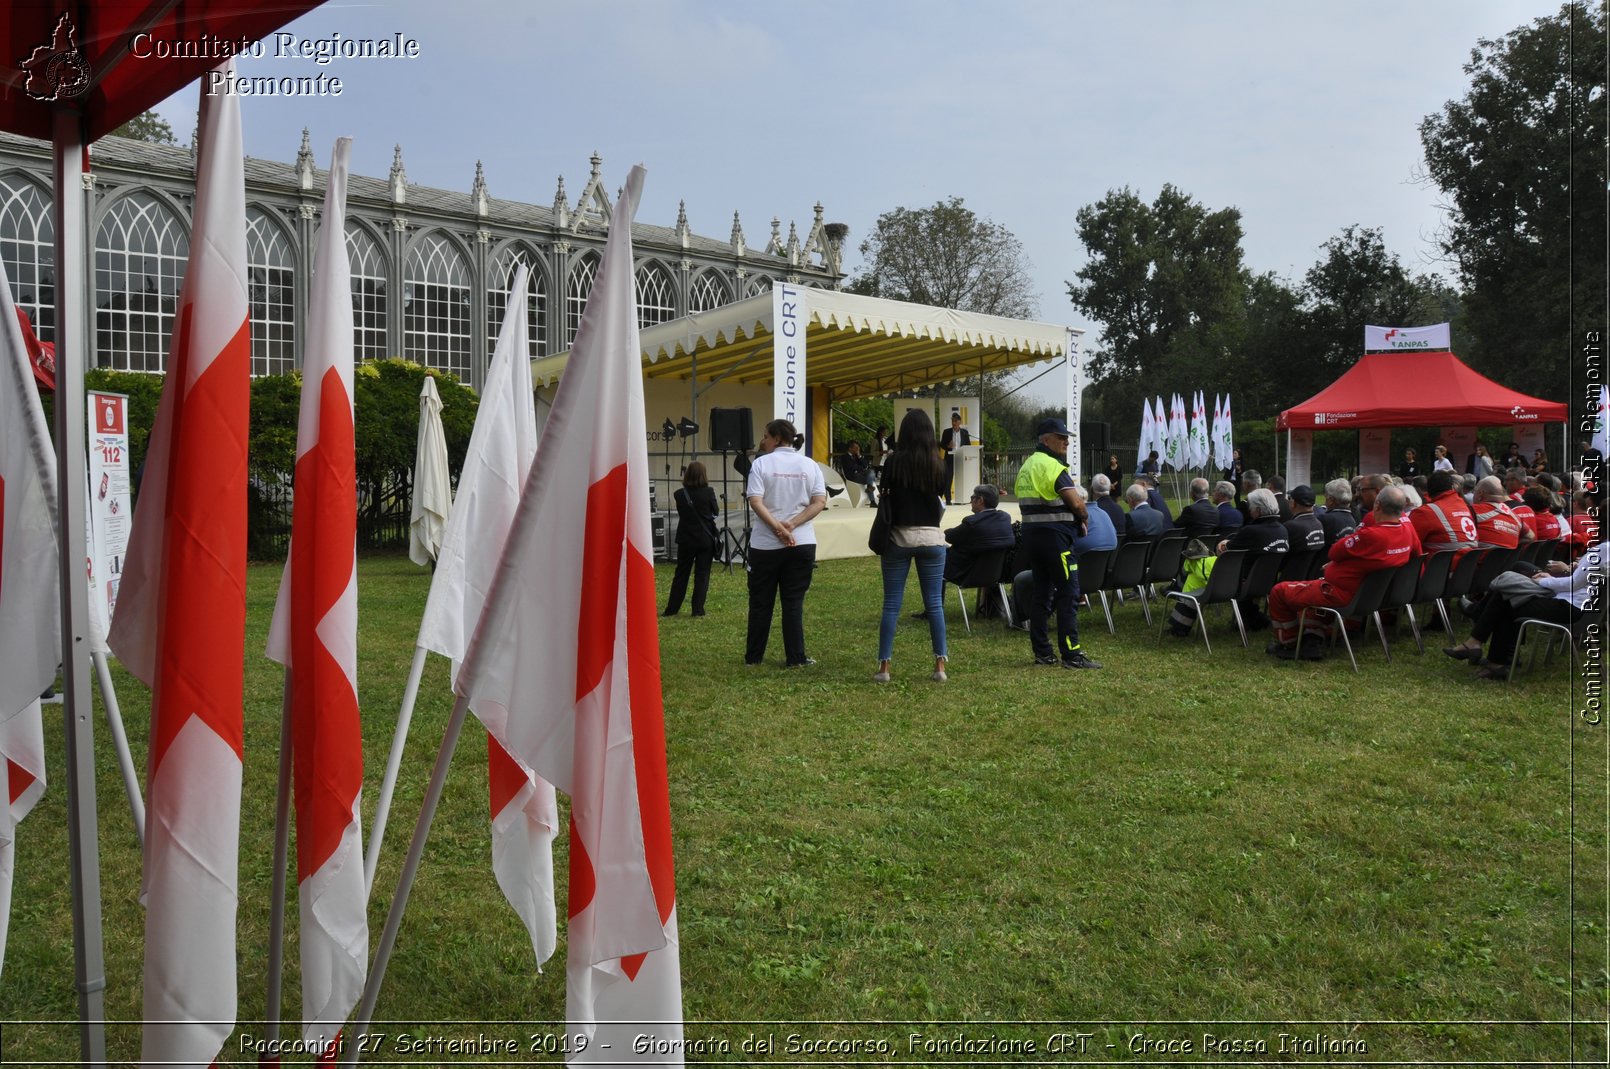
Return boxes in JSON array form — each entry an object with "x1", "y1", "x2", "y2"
[
  {"x1": 1245, "y1": 617, "x2": 1271, "y2": 632},
  {"x1": 785, "y1": 658, "x2": 817, "y2": 669},
  {"x1": 1442, "y1": 644, "x2": 1483, "y2": 663},
  {"x1": 691, "y1": 610, "x2": 706, "y2": 617},
  {"x1": 1033, "y1": 653, "x2": 1059, "y2": 666},
  {"x1": 1167, "y1": 624, "x2": 1191, "y2": 638},
  {"x1": 1267, "y1": 641, "x2": 1296, "y2": 659},
  {"x1": 1062, "y1": 652, "x2": 1103, "y2": 670},
  {"x1": 1296, "y1": 642, "x2": 1326, "y2": 661},
  {"x1": 662, "y1": 609, "x2": 678, "y2": 617}
]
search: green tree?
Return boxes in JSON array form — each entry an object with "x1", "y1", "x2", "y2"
[
  {"x1": 848, "y1": 196, "x2": 1038, "y2": 319},
  {"x1": 1296, "y1": 225, "x2": 1446, "y2": 392},
  {"x1": 1067, "y1": 184, "x2": 1247, "y2": 386},
  {"x1": 110, "y1": 110, "x2": 177, "y2": 144},
  {"x1": 1419, "y1": 1, "x2": 1607, "y2": 405}
]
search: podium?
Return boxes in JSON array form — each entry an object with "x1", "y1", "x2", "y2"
[{"x1": 954, "y1": 444, "x2": 982, "y2": 500}]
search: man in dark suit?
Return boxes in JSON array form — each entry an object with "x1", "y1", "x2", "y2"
[
  {"x1": 939, "y1": 413, "x2": 973, "y2": 505},
  {"x1": 1140, "y1": 473, "x2": 1173, "y2": 525},
  {"x1": 1320, "y1": 478, "x2": 1359, "y2": 547},
  {"x1": 942, "y1": 484, "x2": 1015, "y2": 583},
  {"x1": 1089, "y1": 473, "x2": 1128, "y2": 539},
  {"x1": 1124, "y1": 483, "x2": 1169, "y2": 541},
  {"x1": 1174, "y1": 477, "x2": 1219, "y2": 540},
  {"x1": 1212, "y1": 480, "x2": 1243, "y2": 536}
]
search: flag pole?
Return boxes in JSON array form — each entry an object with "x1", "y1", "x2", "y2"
[
  {"x1": 365, "y1": 644, "x2": 429, "y2": 893},
  {"x1": 91, "y1": 651, "x2": 144, "y2": 845},
  {"x1": 343, "y1": 690, "x2": 473, "y2": 1068},
  {"x1": 263, "y1": 669, "x2": 295, "y2": 1057},
  {"x1": 52, "y1": 102, "x2": 108, "y2": 1066}
]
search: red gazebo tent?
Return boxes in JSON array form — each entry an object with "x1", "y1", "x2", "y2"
[
  {"x1": 1278, "y1": 350, "x2": 1567, "y2": 429},
  {"x1": 2, "y1": 5, "x2": 321, "y2": 1060},
  {"x1": 1276, "y1": 351, "x2": 1567, "y2": 487}
]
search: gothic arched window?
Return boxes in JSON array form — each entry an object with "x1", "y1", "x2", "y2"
[
  {"x1": 742, "y1": 273, "x2": 774, "y2": 299},
  {"x1": 565, "y1": 253, "x2": 598, "y2": 348},
  {"x1": 635, "y1": 261, "x2": 675, "y2": 329},
  {"x1": 403, "y1": 232, "x2": 471, "y2": 379},
  {"x1": 245, "y1": 207, "x2": 295, "y2": 376},
  {"x1": 346, "y1": 223, "x2": 388, "y2": 362},
  {"x1": 688, "y1": 270, "x2": 729, "y2": 314},
  {"x1": 0, "y1": 175, "x2": 55, "y2": 343},
  {"x1": 487, "y1": 244, "x2": 546, "y2": 360},
  {"x1": 94, "y1": 192, "x2": 189, "y2": 372}
]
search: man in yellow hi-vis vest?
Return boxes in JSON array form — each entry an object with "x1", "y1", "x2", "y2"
[{"x1": 1013, "y1": 417, "x2": 1102, "y2": 669}]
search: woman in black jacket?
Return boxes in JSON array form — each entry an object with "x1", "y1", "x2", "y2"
[
  {"x1": 875, "y1": 410, "x2": 949, "y2": 683},
  {"x1": 663, "y1": 460, "x2": 720, "y2": 616}
]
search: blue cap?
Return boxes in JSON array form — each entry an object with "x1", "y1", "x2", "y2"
[{"x1": 1036, "y1": 417, "x2": 1071, "y2": 437}]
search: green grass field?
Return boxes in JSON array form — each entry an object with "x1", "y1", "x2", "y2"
[{"x1": 2, "y1": 553, "x2": 1605, "y2": 1065}]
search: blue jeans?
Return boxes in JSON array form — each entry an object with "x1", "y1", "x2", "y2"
[{"x1": 878, "y1": 543, "x2": 948, "y2": 662}]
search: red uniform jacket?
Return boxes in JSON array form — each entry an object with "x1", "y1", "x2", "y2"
[
  {"x1": 1410, "y1": 491, "x2": 1478, "y2": 553},
  {"x1": 1526, "y1": 510, "x2": 1565, "y2": 541},
  {"x1": 1323, "y1": 516, "x2": 1420, "y2": 597},
  {"x1": 1471, "y1": 500, "x2": 1523, "y2": 549}
]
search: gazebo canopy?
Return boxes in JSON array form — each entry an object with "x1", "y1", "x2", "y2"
[
  {"x1": 2, "y1": 2, "x2": 320, "y2": 141},
  {"x1": 532, "y1": 288, "x2": 1074, "y2": 401},
  {"x1": 1277, "y1": 351, "x2": 1567, "y2": 430}
]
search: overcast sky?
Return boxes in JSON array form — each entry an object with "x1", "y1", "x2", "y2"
[{"x1": 150, "y1": 0, "x2": 1552, "y2": 403}]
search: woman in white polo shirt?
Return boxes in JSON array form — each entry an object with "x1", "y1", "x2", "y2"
[{"x1": 744, "y1": 418, "x2": 827, "y2": 667}]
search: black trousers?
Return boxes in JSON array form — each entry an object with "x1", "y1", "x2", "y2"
[
  {"x1": 664, "y1": 545, "x2": 713, "y2": 615},
  {"x1": 1023, "y1": 524, "x2": 1082, "y2": 661},
  {"x1": 745, "y1": 544, "x2": 816, "y2": 664},
  {"x1": 1472, "y1": 592, "x2": 1580, "y2": 665}
]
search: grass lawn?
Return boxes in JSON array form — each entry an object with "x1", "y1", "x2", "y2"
[{"x1": 2, "y1": 552, "x2": 1605, "y2": 1065}]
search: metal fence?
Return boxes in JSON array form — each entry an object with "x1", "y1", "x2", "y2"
[{"x1": 248, "y1": 466, "x2": 413, "y2": 560}]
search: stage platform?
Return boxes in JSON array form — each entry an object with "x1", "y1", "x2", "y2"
[{"x1": 710, "y1": 498, "x2": 1024, "y2": 563}]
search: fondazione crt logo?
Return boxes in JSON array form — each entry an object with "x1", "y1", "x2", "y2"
[{"x1": 19, "y1": 13, "x2": 91, "y2": 103}]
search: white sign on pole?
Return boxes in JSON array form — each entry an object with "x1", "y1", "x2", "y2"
[
  {"x1": 1065, "y1": 328, "x2": 1084, "y2": 483},
  {"x1": 772, "y1": 282, "x2": 806, "y2": 429},
  {"x1": 1364, "y1": 323, "x2": 1452, "y2": 351},
  {"x1": 86, "y1": 391, "x2": 132, "y2": 632}
]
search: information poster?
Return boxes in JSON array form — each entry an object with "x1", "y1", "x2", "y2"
[
  {"x1": 1359, "y1": 428, "x2": 1392, "y2": 475},
  {"x1": 87, "y1": 391, "x2": 132, "y2": 635}
]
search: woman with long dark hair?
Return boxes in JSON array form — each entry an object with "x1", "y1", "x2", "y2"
[
  {"x1": 875, "y1": 409, "x2": 949, "y2": 682},
  {"x1": 663, "y1": 460, "x2": 720, "y2": 616}
]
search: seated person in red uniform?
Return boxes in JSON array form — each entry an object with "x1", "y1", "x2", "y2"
[
  {"x1": 1265, "y1": 485, "x2": 1420, "y2": 660},
  {"x1": 1469, "y1": 476, "x2": 1530, "y2": 550},
  {"x1": 1410, "y1": 470, "x2": 1479, "y2": 556},
  {"x1": 1521, "y1": 485, "x2": 1566, "y2": 542}
]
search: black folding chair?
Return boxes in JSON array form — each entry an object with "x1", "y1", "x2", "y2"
[
  {"x1": 1233, "y1": 552, "x2": 1287, "y2": 649},
  {"x1": 1100, "y1": 539, "x2": 1155, "y2": 627},
  {"x1": 1507, "y1": 613, "x2": 1592, "y2": 684},
  {"x1": 1159, "y1": 550, "x2": 1249, "y2": 654},
  {"x1": 1468, "y1": 546, "x2": 1520, "y2": 599},
  {"x1": 1279, "y1": 549, "x2": 1319, "y2": 584},
  {"x1": 944, "y1": 546, "x2": 1013, "y2": 635},
  {"x1": 1143, "y1": 535, "x2": 1189, "y2": 599},
  {"x1": 1294, "y1": 563, "x2": 1405, "y2": 673},
  {"x1": 1409, "y1": 549, "x2": 1458, "y2": 643},
  {"x1": 1382, "y1": 554, "x2": 1426, "y2": 652},
  {"x1": 1076, "y1": 548, "x2": 1116, "y2": 634}
]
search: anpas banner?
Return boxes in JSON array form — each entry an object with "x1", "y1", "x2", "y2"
[
  {"x1": 87, "y1": 390, "x2": 133, "y2": 634},
  {"x1": 1365, "y1": 323, "x2": 1451, "y2": 351}
]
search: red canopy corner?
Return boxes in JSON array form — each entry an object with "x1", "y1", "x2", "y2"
[{"x1": 1277, "y1": 351, "x2": 1567, "y2": 431}]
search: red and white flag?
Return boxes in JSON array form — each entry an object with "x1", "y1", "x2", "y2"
[
  {"x1": 414, "y1": 264, "x2": 556, "y2": 969},
  {"x1": 105, "y1": 65, "x2": 250, "y2": 1067},
  {"x1": 455, "y1": 165, "x2": 683, "y2": 1062},
  {"x1": 264, "y1": 138, "x2": 367, "y2": 1053},
  {"x1": 0, "y1": 254, "x2": 57, "y2": 977}
]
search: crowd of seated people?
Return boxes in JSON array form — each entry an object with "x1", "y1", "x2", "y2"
[{"x1": 816, "y1": 436, "x2": 1600, "y2": 676}]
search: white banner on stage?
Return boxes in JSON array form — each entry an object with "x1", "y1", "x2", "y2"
[
  {"x1": 772, "y1": 282, "x2": 806, "y2": 428},
  {"x1": 1513, "y1": 424, "x2": 1545, "y2": 458},
  {"x1": 87, "y1": 391, "x2": 132, "y2": 645},
  {"x1": 1285, "y1": 429, "x2": 1313, "y2": 490},
  {"x1": 1441, "y1": 426, "x2": 1477, "y2": 470},
  {"x1": 1365, "y1": 323, "x2": 1451, "y2": 351},
  {"x1": 1065, "y1": 328, "x2": 1084, "y2": 483}
]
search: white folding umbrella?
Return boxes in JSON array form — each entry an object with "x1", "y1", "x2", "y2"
[{"x1": 408, "y1": 376, "x2": 453, "y2": 566}]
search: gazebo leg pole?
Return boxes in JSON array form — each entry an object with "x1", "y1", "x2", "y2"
[{"x1": 54, "y1": 103, "x2": 109, "y2": 1066}]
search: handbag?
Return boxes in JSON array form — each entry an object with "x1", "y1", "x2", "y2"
[
  {"x1": 1486, "y1": 568, "x2": 1549, "y2": 608},
  {"x1": 867, "y1": 495, "x2": 893, "y2": 554}
]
